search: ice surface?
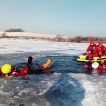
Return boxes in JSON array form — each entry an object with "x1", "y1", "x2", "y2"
[{"x1": 0, "y1": 39, "x2": 106, "y2": 106}]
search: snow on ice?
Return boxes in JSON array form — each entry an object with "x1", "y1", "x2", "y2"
[{"x1": 0, "y1": 38, "x2": 106, "y2": 106}]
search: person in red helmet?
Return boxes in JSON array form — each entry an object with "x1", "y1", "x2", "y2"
[
  {"x1": 97, "y1": 41, "x2": 106, "y2": 56},
  {"x1": 86, "y1": 40, "x2": 100, "y2": 60}
]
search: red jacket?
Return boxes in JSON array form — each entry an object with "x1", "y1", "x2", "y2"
[
  {"x1": 86, "y1": 45, "x2": 100, "y2": 54},
  {"x1": 10, "y1": 66, "x2": 29, "y2": 77},
  {"x1": 10, "y1": 65, "x2": 49, "y2": 77},
  {"x1": 97, "y1": 45, "x2": 106, "y2": 55}
]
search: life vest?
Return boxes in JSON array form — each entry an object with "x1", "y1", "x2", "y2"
[
  {"x1": 18, "y1": 66, "x2": 29, "y2": 76},
  {"x1": 89, "y1": 45, "x2": 99, "y2": 53},
  {"x1": 98, "y1": 45, "x2": 106, "y2": 54}
]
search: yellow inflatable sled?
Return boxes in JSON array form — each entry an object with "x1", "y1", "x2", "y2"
[{"x1": 77, "y1": 55, "x2": 106, "y2": 62}]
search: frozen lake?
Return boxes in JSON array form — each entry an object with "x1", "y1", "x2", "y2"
[{"x1": 0, "y1": 39, "x2": 106, "y2": 106}]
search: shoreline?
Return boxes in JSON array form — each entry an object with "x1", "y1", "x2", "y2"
[{"x1": 0, "y1": 32, "x2": 106, "y2": 43}]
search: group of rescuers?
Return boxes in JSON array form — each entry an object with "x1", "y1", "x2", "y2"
[
  {"x1": 86, "y1": 40, "x2": 106, "y2": 59},
  {"x1": 0, "y1": 39, "x2": 106, "y2": 78},
  {"x1": 85, "y1": 40, "x2": 106, "y2": 74}
]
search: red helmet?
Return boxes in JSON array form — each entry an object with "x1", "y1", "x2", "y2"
[
  {"x1": 90, "y1": 40, "x2": 94, "y2": 45},
  {"x1": 98, "y1": 41, "x2": 103, "y2": 45}
]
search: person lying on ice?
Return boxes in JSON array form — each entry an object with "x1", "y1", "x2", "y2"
[
  {"x1": 86, "y1": 40, "x2": 101, "y2": 60},
  {"x1": 97, "y1": 41, "x2": 106, "y2": 56},
  {"x1": 0, "y1": 63, "x2": 30, "y2": 78},
  {"x1": 0, "y1": 56, "x2": 52, "y2": 78}
]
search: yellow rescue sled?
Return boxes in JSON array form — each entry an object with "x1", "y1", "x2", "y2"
[{"x1": 77, "y1": 55, "x2": 106, "y2": 62}]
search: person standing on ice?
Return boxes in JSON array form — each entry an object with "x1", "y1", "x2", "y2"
[
  {"x1": 97, "y1": 41, "x2": 106, "y2": 56},
  {"x1": 86, "y1": 40, "x2": 100, "y2": 60}
]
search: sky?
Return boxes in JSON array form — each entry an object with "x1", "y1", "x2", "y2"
[{"x1": 0, "y1": 0, "x2": 106, "y2": 36}]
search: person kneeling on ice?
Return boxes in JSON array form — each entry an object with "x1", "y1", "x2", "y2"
[
  {"x1": 86, "y1": 40, "x2": 100, "y2": 60},
  {"x1": 97, "y1": 41, "x2": 106, "y2": 57}
]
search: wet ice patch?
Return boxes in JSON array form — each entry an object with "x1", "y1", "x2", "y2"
[{"x1": 45, "y1": 74, "x2": 85, "y2": 106}]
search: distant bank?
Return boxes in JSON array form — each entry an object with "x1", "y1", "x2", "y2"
[{"x1": 0, "y1": 32, "x2": 105, "y2": 43}]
